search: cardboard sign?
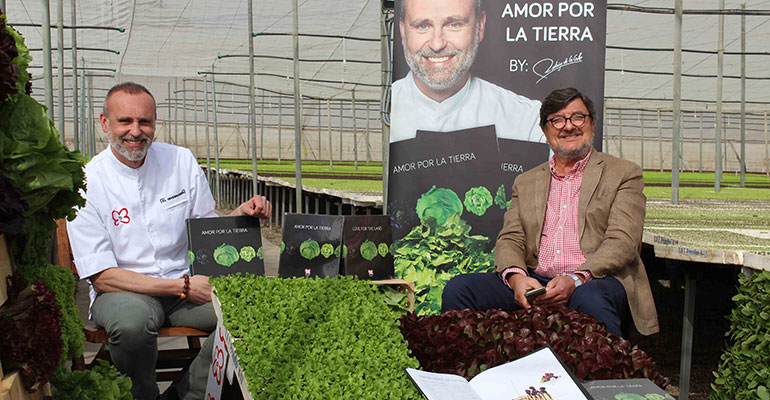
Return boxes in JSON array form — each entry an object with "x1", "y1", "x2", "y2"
[{"x1": 187, "y1": 216, "x2": 265, "y2": 277}]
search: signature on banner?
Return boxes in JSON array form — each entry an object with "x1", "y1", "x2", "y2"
[{"x1": 533, "y1": 52, "x2": 584, "y2": 84}]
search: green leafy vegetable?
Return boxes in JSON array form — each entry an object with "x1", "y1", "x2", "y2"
[
  {"x1": 188, "y1": 250, "x2": 194, "y2": 265},
  {"x1": 378, "y1": 242, "x2": 389, "y2": 258},
  {"x1": 394, "y1": 213, "x2": 493, "y2": 315},
  {"x1": 213, "y1": 243, "x2": 239, "y2": 267},
  {"x1": 299, "y1": 239, "x2": 321, "y2": 260},
  {"x1": 240, "y1": 246, "x2": 256, "y2": 262},
  {"x1": 257, "y1": 246, "x2": 263, "y2": 260},
  {"x1": 463, "y1": 186, "x2": 493, "y2": 216},
  {"x1": 415, "y1": 186, "x2": 463, "y2": 226},
  {"x1": 712, "y1": 270, "x2": 770, "y2": 400},
  {"x1": 335, "y1": 244, "x2": 348, "y2": 258},
  {"x1": 280, "y1": 241, "x2": 285, "y2": 254},
  {"x1": 494, "y1": 183, "x2": 510, "y2": 210},
  {"x1": 211, "y1": 275, "x2": 421, "y2": 399},
  {"x1": 320, "y1": 243, "x2": 334, "y2": 258},
  {"x1": 52, "y1": 361, "x2": 132, "y2": 400},
  {"x1": 360, "y1": 240, "x2": 377, "y2": 261}
]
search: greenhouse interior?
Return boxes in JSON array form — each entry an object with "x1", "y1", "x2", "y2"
[{"x1": 1, "y1": 0, "x2": 769, "y2": 400}]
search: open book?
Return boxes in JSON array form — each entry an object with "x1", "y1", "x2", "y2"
[{"x1": 405, "y1": 347, "x2": 593, "y2": 400}]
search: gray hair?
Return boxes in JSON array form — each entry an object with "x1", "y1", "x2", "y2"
[{"x1": 103, "y1": 82, "x2": 155, "y2": 117}]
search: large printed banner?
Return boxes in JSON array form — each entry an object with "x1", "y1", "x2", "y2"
[{"x1": 389, "y1": 0, "x2": 607, "y2": 314}]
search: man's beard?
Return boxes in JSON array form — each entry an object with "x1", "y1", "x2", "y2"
[
  {"x1": 404, "y1": 26, "x2": 480, "y2": 91},
  {"x1": 110, "y1": 134, "x2": 152, "y2": 162},
  {"x1": 552, "y1": 131, "x2": 593, "y2": 161}
]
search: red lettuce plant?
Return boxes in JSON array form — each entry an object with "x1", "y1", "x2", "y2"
[
  {"x1": 400, "y1": 306, "x2": 669, "y2": 388},
  {"x1": 0, "y1": 274, "x2": 63, "y2": 392}
]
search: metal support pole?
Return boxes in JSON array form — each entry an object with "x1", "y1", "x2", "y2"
[
  {"x1": 42, "y1": 0, "x2": 54, "y2": 120},
  {"x1": 260, "y1": 89, "x2": 265, "y2": 160},
  {"x1": 182, "y1": 78, "x2": 187, "y2": 148},
  {"x1": 658, "y1": 109, "x2": 663, "y2": 174},
  {"x1": 211, "y1": 68, "x2": 221, "y2": 206},
  {"x1": 174, "y1": 78, "x2": 179, "y2": 145},
  {"x1": 639, "y1": 111, "x2": 644, "y2": 171},
  {"x1": 765, "y1": 111, "x2": 769, "y2": 178},
  {"x1": 603, "y1": 107, "x2": 608, "y2": 153},
  {"x1": 365, "y1": 101, "x2": 371, "y2": 164},
  {"x1": 70, "y1": 0, "x2": 78, "y2": 152},
  {"x1": 327, "y1": 99, "x2": 333, "y2": 169},
  {"x1": 381, "y1": 9, "x2": 390, "y2": 213},
  {"x1": 318, "y1": 100, "x2": 322, "y2": 161},
  {"x1": 352, "y1": 90, "x2": 358, "y2": 171},
  {"x1": 715, "y1": 0, "x2": 724, "y2": 191},
  {"x1": 248, "y1": 0, "x2": 259, "y2": 195},
  {"x1": 671, "y1": 0, "x2": 682, "y2": 205},
  {"x1": 87, "y1": 74, "x2": 94, "y2": 156},
  {"x1": 739, "y1": 4, "x2": 746, "y2": 186},
  {"x1": 204, "y1": 75, "x2": 211, "y2": 184},
  {"x1": 167, "y1": 82, "x2": 172, "y2": 143},
  {"x1": 56, "y1": 0, "x2": 64, "y2": 143},
  {"x1": 679, "y1": 269, "x2": 696, "y2": 400},
  {"x1": 339, "y1": 101, "x2": 343, "y2": 161},
  {"x1": 278, "y1": 95, "x2": 282, "y2": 162},
  {"x1": 698, "y1": 113, "x2": 703, "y2": 172},
  {"x1": 79, "y1": 64, "x2": 85, "y2": 155},
  {"x1": 193, "y1": 79, "x2": 199, "y2": 158},
  {"x1": 292, "y1": 0, "x2": 303, "y2": 213},
  {"x1": 618, "y1": 109, "x2": 623, "y2": 159}
]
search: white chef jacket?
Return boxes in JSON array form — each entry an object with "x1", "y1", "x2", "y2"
[
  {"x1": 390, "y1": 72, "x2": 545, "y2": 143},
  {"x1": 67, "y1": 142, "x2": 217, "y2": 309}
]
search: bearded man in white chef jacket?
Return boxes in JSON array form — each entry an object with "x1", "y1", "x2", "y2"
[{"x1": 67, "y1": 82, "x2": 272, "y2": 400}]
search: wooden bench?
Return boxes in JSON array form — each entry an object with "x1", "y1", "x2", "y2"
[{"x1": 55, "y1": 219, "x2": 209, "y2": 383}]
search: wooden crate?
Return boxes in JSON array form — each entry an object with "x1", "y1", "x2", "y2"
[
  {"x1": 0, "y1": 234, "x2": 13, "y2": 307},
  {"x1": 0, "y1": 372, "x2": 51, "y2": 400}
]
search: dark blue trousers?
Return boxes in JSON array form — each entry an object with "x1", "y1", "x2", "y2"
[{"x1": 441, "y1": 272, "x2": 630, "y2": 337}]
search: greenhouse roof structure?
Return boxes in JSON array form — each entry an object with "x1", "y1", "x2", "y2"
[{"x1": 6, "y1": 0, "x2": 770, "y2": 126}]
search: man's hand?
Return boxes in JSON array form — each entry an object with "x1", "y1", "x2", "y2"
[
  {"x1": 536, "y1": 275, "x2": 579, "y2": 307},
  {"x1": 231, "y1": 195, "x2": 272, "y2": 219},
  {"x1": 187, "y1": 274, "x2": 212, "y2": 304},
  {"x1": 508, "y1": 273, "x2": 543, "y2": 309}
]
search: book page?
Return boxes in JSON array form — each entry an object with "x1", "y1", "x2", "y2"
[
  {"x1": 468, "y1": 348, "x2": 590, "y2": 400},
  {"x1": 405, "y1": 368, "x2": 484, "y2": 400}
]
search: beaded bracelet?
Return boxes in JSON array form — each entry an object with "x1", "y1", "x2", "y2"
[{"x1": 180, "y1": 274, "x2": 190, "y2": 300}]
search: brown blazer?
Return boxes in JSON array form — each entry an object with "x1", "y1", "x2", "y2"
[{"x1": 494, "y1": 150, "x2": 659, "y2": 335}]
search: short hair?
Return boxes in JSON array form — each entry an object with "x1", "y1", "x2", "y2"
[
  {"x1": 540, "y1": 87, "x2": 597, "y2": 128},
  {"x1": 399, "y1": 0, "x2": 483, "y2": 21},
  {"x1": 103, "y1": 82, "x2": 155, "y2": 117}
]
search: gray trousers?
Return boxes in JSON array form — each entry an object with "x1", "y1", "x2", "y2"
[{"x1": 92, "y1": 292, "x2": 216, "y2": 400}]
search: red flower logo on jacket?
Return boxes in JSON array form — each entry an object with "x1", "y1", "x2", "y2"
[{"x1": 112, "y1": 208, "x2": 131, "y2": 226}]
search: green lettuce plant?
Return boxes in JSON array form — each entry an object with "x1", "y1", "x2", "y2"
[
  {"x1": 378, "y1": 242, "x2": 389, "y2": 258},
  {"x1": 360, "y1": 240, "x2": 377, "y2": 261},
  {"x1": 211, "y1": 275, "x2": 421, "y2": 399},
  {"x1": 299, "y1": 239, "x2": 320, "y2": 260},
  {"x1": 320, "y1": 243, "x2": 334, "y2": 258},
  {"x1": 257, "y1": 246, "x2": 264, "y2": 260},
  {"x1": 240, "y1": 245, "x2": 256, "y2": 262},
  {"x1": 463, "y1": 186, "x2": 493, "y2": 216},
  {"x1": 494, "y1": 183, "x2": 510, "y2": 210},
  {"x1": 416, "y1": 186, "x2": 463, "y2": 226},
  {"x1": 712, "y1": 270, "x2": 770, "y2": 400},
  {"x1": 213, "y1": 244, "x2": 239, "y2": 267},
  {"x1": 394, "y1": 213, "x2": 493, "y2": 315}
]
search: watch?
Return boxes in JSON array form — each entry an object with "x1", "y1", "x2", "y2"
[{"x1": 561, "y1": 273, "x2": 582, "y2": 288}]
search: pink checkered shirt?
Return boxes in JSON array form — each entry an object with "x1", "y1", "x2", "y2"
[{"x1": 502, "y1": 150, "x2": 593, "y2": 285}]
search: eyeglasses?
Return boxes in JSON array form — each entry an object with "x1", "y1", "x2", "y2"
[{"x1": 547, "y1": 113, "x2": 590, "y2": 129}]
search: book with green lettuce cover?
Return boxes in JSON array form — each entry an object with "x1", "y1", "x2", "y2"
[{"x1": 186, "y1": 216, "x2": 265, "y2": 277}]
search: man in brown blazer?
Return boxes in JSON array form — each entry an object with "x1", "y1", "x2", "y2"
[{"x1": 442, "y1": 87, "x2": 659, "y2": 336}]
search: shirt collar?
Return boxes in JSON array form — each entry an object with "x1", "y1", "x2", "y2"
[
  {"x1": 549, "y1": 147, "x2": 592, "y2": 178},
  {"x1": 407, "y1": 71, "x2": 474, "y2": 113},
  {"x1": 107, "y1": 144, "x2": 151, "y2": 177}
]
